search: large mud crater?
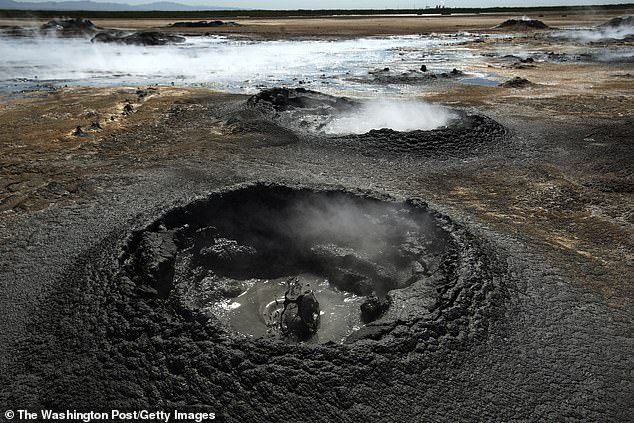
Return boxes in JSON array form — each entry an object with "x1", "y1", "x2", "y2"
[{"x1": 121, "y1": 184, "x2": 506, "y2": 346}]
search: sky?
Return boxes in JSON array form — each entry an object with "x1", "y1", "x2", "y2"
[{"x1": 16, "y1": 0, "x2": 630, "y2": 6}]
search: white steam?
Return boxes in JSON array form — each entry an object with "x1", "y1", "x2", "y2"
[
  {"x1": 557, "y1": 27, "x2": 634, "y2": 42},
  {"x1": 554, "y1": 20, "x2": 634, "y2": 42},
  {"x1": 0, "y1": 34, "x2": 475, "y2": 93},
  {"x1": 323, "y1": 100, "x2": 455, "y2": 134}
]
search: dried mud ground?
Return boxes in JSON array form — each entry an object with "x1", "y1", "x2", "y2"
[
  {"x1": 3, "y1": 8, "x2": 632, "y2": 38},
  {"x1": 0, "y1": 49, "x2": 633, "y2": 420}
]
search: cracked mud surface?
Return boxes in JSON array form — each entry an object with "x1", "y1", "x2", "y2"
[{"x1": 0, "y1": 47, "x2": 632, "y2": 421}]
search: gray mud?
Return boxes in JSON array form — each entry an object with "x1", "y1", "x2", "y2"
[{"x1": 0, "y1": 87, "x2": 631, "y2": 422}]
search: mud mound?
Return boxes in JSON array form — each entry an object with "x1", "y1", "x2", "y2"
[
  {"x1": 41, "y1": 18, "x2": 97, "y2": 31},
  {"x1": 496, "y1": 17, "x2": 549, "y2": 30},
  {"x1": 247, "y1": 88, "x2": 358, "y2": 133},
  {"x1": 334, "y1": 114, "x2": 506, "y2": 157},
  {"x1": 40, "y1": 18, "x2": 100, "y2": 35},
  {"x1": 598, "y1": 16, "x2": 634, "y2": 29},
  {"x1": 248, "y1": 87, "x2": 355, "y2": 112},
  {"x1": 352, "y1": 68, "x2": 465, "y2": 85},
  {"x1": 3, "y1": 184, "x2": 507, "y2": 416},
  {"x1": 91, "y1": 31, "x2": 186, "y2": 46},
  {"x1": 500, "y1": 76, "x2": 533, "y2": 88}
]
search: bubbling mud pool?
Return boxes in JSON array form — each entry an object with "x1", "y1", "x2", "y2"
[
  {"x1": 123, "y1": 185, "x2": 458, "y2": 344},
  {"x1": 211, "y1": 274, "x2": 365, "y2": 343}
]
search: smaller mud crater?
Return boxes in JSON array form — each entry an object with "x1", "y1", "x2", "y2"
[
  {"x1": 245, "y1": 88, "x2": 507, "y2": 157},
  {"x1": 495, "y1": 17, "x2": 549, "y2": 30}
]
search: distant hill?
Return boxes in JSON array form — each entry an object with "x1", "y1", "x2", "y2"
[{"x1": 0, "y1": 0, "x2": 240, "y2": 11}]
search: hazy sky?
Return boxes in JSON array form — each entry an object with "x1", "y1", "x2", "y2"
[
  {"x1": 17, "y1": 0, "x2": 629, "y2": 7},
  {"x1": 184, "y1": 0, "x2": 624, "y2": 6}
]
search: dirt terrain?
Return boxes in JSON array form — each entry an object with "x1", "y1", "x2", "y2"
[
  {"x1": 0, "y1": 11, "x2": 632, "y2": 423},
  {"x1": 2, "y1": 8, "x2": 632, "y2": 37}
]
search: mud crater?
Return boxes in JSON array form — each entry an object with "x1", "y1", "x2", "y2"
[
  {"x1": 120, "y1": 184, "x2": 506, "y2": 346},
  {"x1": 244, "y1": 88, "x2": 507, "y2": 156}
]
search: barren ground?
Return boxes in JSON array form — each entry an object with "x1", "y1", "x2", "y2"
[
  {"x1": 2, "y1": 9, "x2": 632, "y2": 37},
  {"x1": 0, "y1": 10, "x2": 632, "y2": 422}
]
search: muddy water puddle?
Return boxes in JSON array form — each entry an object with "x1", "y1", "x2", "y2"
[{"x1": 209, "y1": 273, "x2": 363, "y2": 344}]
